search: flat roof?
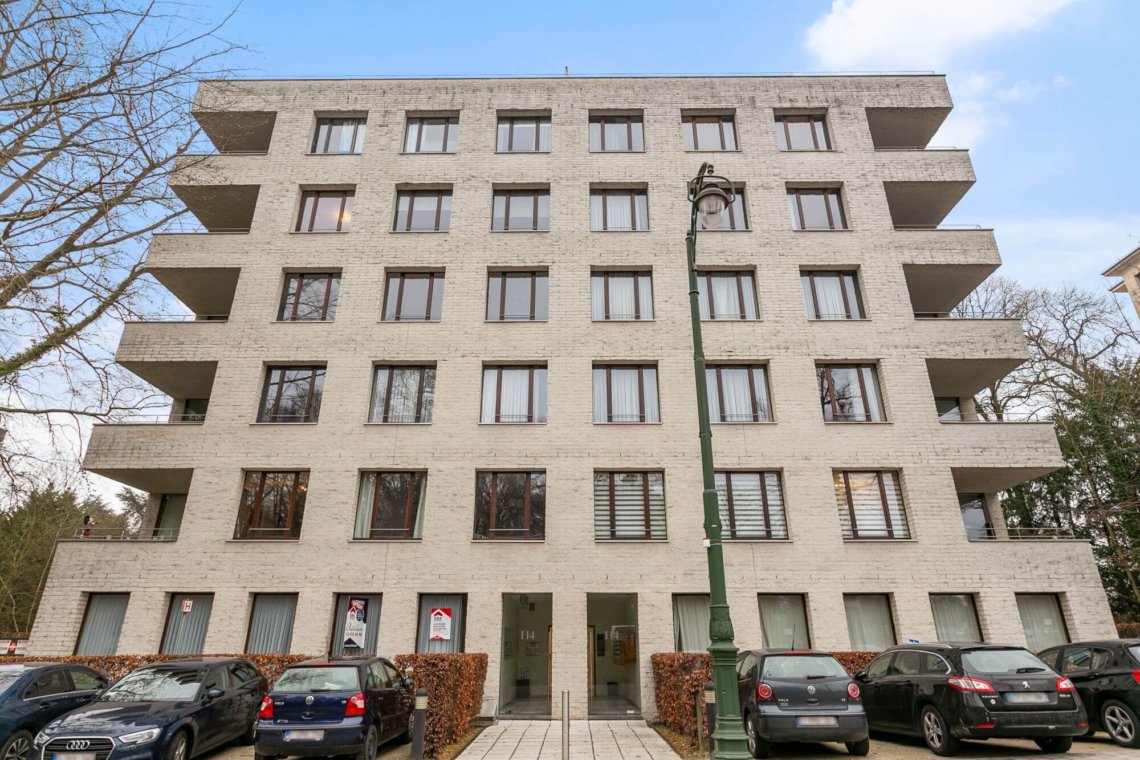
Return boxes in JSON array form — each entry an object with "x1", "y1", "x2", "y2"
[
  {"x1": 201, "y1": 72, "x2": 944, "y2": 84},
  {"x1": 1102, "y1": 245, "x2": 1140, "y2": 277}
]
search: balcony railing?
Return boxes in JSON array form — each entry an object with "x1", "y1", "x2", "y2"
[
  {"x1": 68, "y1": 528, "x2": 178, "y2": 541},
  {"x1": 914, "y1": 309, "x2": 1015, "y2": 320},
  {"x1": 874, "y1": 145, "x2": 965, "y2": 151},
  {"x1": 968, "y1": 526, "x2": 1077, "y2": 541},
  {"x1": 894, "y1": 224, "x2": 989, "y2": 231},
  {"x1": 126, "y1": 314, "x2": 229, "y2": 323},
  {"x1": 939, "y1": 411, "x2": 1051, "y2": 423},
  {"x1": 100, "y1": 413, "x2": 206, "y2": 425},
  {"x1": 153, "y1": 227, "x2": 251, "y2": 235}
]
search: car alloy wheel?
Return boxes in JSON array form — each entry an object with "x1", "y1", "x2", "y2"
[
  {"x1": 1105, "y1": 703, "x2": 1136, "y2": 744},
  {"x1": 923, "y1": 710, "x2": 944, "y2": 749},
  {"x1": 2, "y1": 733, "x2": 30, "y2": 760},
  {"x1": 745, "y1": 715, "x2": 756, "y2": 755},
  {"x1": 168, "y1": 734, "x2": 187, "y2": 760}
]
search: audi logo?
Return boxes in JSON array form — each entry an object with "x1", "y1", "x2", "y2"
[{"x1": 66, "y1": 741, "x2": 91, "y2": 751}]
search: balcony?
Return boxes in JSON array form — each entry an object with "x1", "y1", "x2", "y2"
[
  {"x1": 905, "y1": 263, "x2": 997, "y2": 316},
  {"x1": 193, "y1": 110, "x2": 276, "y2": 154},
  {"x1": 170, "y1": 183, "x2": 259, "y2": 232},
  {"x1": 64, "y1": 527, "x2": 178, "y2": 542},
  {"x1": 865, "y1": 107, "x2": 951, "y2": 149},
  {"x1": 883, "y1": 180, "x2": 973, "y2": 229},
  {"x1": 142, "y1": 266, "x2": 239, "y2": 319},
  {"x1": 968, "y1": 525, "x2": 1077, "y2": 541}
]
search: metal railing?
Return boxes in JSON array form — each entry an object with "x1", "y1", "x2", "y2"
[
  {"x1": 874, "y1": 145, "x2": 965, "y2": 151},
  {"x1": 182, "y1": 150, "x2": 269, "y2": 157},
  {"x1": 914, "y1": 309, "x2": 1017, "y2": 320},
  {"x1": 100, "y1": 413, "x2": 206, "y2": 425},
  {"x1": 969, "y1": 526, "x2": 1077, "y2": 541},
  {"x1": 127, "y1": 314, "x2": 229, "y2": 323},
  {"x1": 939, "y1": 411, "x2": 1051, "y2": 423},
  {"x1": 70, "y1": 528, "x2": 179, "y2": 541},
  {"x1": 153, "y1": 227, "x2": 251, "y2": 235},
  {"x1": 893, "y1": 224, "x2": 989, "y2": 231}
]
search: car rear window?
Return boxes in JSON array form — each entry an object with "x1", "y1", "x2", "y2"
[
  {"x1": 274, "y1": 666, "x2": 361, "y2": 693},
  {"x1": 961, "y1": 648, "x2": 1050, "y2": 675},
  {"x1": 761, "y1": 655, "x2": 849, "y2": 680},
  {"x1": 1128, "y1": 645, "x2": 1140, "y2": 667}
]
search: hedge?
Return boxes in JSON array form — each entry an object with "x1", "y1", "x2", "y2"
[
  {"x1": 395, "y1": 653, "x2": 488, "y2": 757},
  {"x1": 0, "y1": 653, "x2": 311, "y2": 683},
  {"x1": 1117, "y1": 621, "x2": 1140, "y2": 638}
]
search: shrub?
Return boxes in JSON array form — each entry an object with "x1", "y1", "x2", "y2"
[
  {"x1": 0, "y1": 653, "x2": 311, "y2": 683},
  {"x1": 1117, "y1": 621, "x2": 1140, "y2": 638},
  {"x1": 395, "y1": 653, "x2": 488, "y2": 757}
]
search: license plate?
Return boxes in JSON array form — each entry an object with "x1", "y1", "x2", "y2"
[
  {"x1": 284, "y1": 730, "x2": 325, "y2": 741},
  {"x1": 53, "y1": 754, "x2": 96, "y2": 760},
  {"x1": 796, "y1": 716, "x2": 838, "y2": 727},
  {"x1": 1006, "y1": 692, "x2": 1050, "y2": 704}
]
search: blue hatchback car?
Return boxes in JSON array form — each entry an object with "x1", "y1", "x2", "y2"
[
  {"x1": 0, "y1": 663, "x2": 108, "y2": 760},
  {"x1": 255, "y1": 657, "x2": 414, "y2": 760}
]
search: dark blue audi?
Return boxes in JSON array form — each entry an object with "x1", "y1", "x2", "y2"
[
  {"x1": 31, "y1": 658, "x2": 267, "y2": 760},
  {"x1": 0, "y1": 663, "x2": 108, "y2": 760}
]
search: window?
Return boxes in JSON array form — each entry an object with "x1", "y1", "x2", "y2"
[
  {"x1": 892, "y1": 651, "x2": 921, "y2": 676},
  {"x1": 416, "y1": 594, "x2": 466, "y2": 653},
  {"x1": 393, "y1": 190, "x2": 452, "y2": 232},
  {"x1": 474, "y1": 471, "x2": 546, "y2": 540},
  {"x1": 865, "y1": 654, "x2": 892, "y2": 678},
  {"x1": 834, "y1": 470, "x2": 909, "y2": 539},
  {"x1": 699, "y1": 188, "x2": 748, "y2": 230},
  {"x1": 369, "y1": 365, "x2": 436, "y2": 423},
  {"x1": 775, "y1": 115, "x2": 830, "y2": 151},
  {"x1": 297, "y1": 190, "x2": 354, "y2": 232},
  {"x1": 382, "y1": 272, "x2": 444, "y2": 321},
  {"x1": 707, "y1": 365, "x2": 773, "y2": 423},
  {"x1": 591, "y1": 271, "x2": 653, "y2": 321},
  {"x1": 1037, "y1": 649, "x2": 1061, "y2": 670},
  {"x1": 24, "y1": 669, "x2": 70, "y2": 698},
  {"x1": 330, "y1": 594, "x2": 381, "y2": 656},
  {"x1": 1061, "y1": 645, "x2": 1112, "y2": 673},
  {"x1": 715, "y1": 472, "x2": 787, "y2": 539},
  {"x1": 930, "y1": 594, "x2": 982, "y2": 642},
  {"x1": 593, "y1": 471, "x2": 666, "y2": 540},
  {"x1": 354, "y1": 472, "x2": 426, "y2": 539},
  {"x1": 592, "y1": 365, "x2": 660, "y2": 423},
  {"x1": 589, "y1": 189, "x2": 649, "y2": 231},
  {"x1": 279, "y1": 273, "x2": 340, "y2": 321},
  {"x1": 589, "y1": 114, "x2": 644, "y2": 152},
  {"x1": 844, "y1": 594, "x2": 896, "y2": 650},
  {"x1": 757, "y1": 594, "x2": 810, "y2": 649},
  {"x1": 682, "y1": 114, "x2": 737, "y2": 151},
  {"x1": 312, "y1": 117, "x2": 366, "y2": 154},
  {"x1": 696, "y1": 271, "x2": 758, "y2": 320},
  {"x1": 1017, "y1": 594, "x2": 1069, "y2": 651},
  {"x1": 487, "y1": 271, "x2": 548, "y2": 321},
  {"x1": 246, "y1": 593, "x2": 297, "y2": 654},
  {"x1": 788, "y1": 188, "x2": 846, "y2": 230},
  {"x1": 75, "y1": 593, "x2": 128, "y2": 655},
  {"x1": 801, "y1": 271, "x2": 864, "y2": 320},
  {"x1": 959, "y1": 493, "x2": 994, "y2": 540},
  {"x1": 492, "y1": 189, "x2": 550, "y2": 231},
  {"x1": 234, "y1": 471, "x2": 308, "y2": 540},
  {"x1": 673, "y1": 595, "x2": 711, "y2": 652},
  {"x1": 161, "y1": 594, "x2": 213, "y2": 655},
  {"x1": 68, "y1": 669, "x2": 105, "y2": 692},
  {"x1": 936, "y1": 397, "x2": 963, "y2": 421},
  {"x1": 404, "y1": 116, "x2": 458, "y2": 153},
  {"x1": 257, "y1": 366, "x2": 325, "y2": 423},
  {"x1": 922, "y1": 653, "x2": 951, "y2": 675},
  {"x1": 481, "y1": 366, "x2": 547, "y2": 423},
  {"x1": 496, "y1": 115, "x2": 551, "y2": 152},
  {"x1": 817, "y1": 364, "x2": 885, "y2": 422}
]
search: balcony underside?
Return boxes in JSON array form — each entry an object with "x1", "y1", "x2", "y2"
[
  {"x1": 86, "y1": 465, "x2": 193, "y2": 493},
  {"x1": 147, "y1": 267, "x2": 239, "y2": 316},
  {"x1": 953, "y1": 466, "x2": 1058, "y2": 494},
  {"x1": 927, "y1": 357, "x2": 1024, "y2": 398},
  {"x1": 119, "y1": 360, "x2": 217, "y2": 399},
  {"x1": 866, "y1": 107, "x2": 951, "y2": 148},
  {"x1": 905, "y1": 263, "x2": 998, "y2": 314},
  {"x1": 171, "y1": 184, "x2": 259, "y2": 231},
  {"x1": 193, "y1": 110, "x2": 276, "y2": 153},
  {"x1": 884, "y1": 180, "x2": 973, "y2": 227}
]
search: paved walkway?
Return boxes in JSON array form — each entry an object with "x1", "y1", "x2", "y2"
[{"x1": 457, "y1": 720, "x2": 682, "y2": 760}]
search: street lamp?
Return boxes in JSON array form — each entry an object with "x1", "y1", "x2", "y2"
[{"x1": 685, "y1": 163, "x2": 750, "y2": 760}]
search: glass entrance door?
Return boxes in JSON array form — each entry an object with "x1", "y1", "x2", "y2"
[
  {"x1": 587, "y1": 593, "x2": 640, "y2": 716},
  {"x1": 499, "y1": 593, "x2": 552, "y2": 717}
]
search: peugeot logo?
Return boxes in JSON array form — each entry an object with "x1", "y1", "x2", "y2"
[
  {"x1": 66, "y1": 741, "x2": 91, "y2": 751},
  {"x1": 305, "y1": 695, "x2": 314, "y2": 705},
  {"x1": 1022, "y1": 681, "x2": 1031, "y2": 690},
  {"x1": 806, "y1": 685, "x2": 816, "y2": 695}
]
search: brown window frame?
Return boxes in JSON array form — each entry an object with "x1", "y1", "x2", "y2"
[
  {"x1": 486, "y1": 271, "x2": 548, "y2": 322},
  {"x1": 311, "y1": 118, "x2": 366, "y2": 154},
  {"x1": 496, "y1": 116, "x2": 551, "y2": 152},
  {"x1": 717, "y1": 471, "x2": 785, "y2": 540},
  {"x1": 775, "y1": 115, "x2": 831, "y2": 151},
  {"x1": 257, "y1": 365, "x2": 325, "y2": 423},
  {"x1": 393, "y1": 190, "x2": 452, "y2": 232},
  {"x1": 836, "y1": 470, "x2": 907, "y2": 540},
  {"x1": 474, "y1": 471, "x2": 546, "y2": 540},
  {"x1": 404, "y1": 116, "x2": 458, "y2": 154},
  {"x1": 697, "y1": 270, "x2": 758, "y2": 320},
  {"x1": 491, "y1": 190, "x2": 550, "y2": 232},
  {"x1": 382, "y1": 272, "x2": 444, "y2": 322},
  {"x1": 594, "y1": 470, "x2": 666, "y2": 541},
  {"x1": 682, "y1": 114, "x2": 737, "y2": 151},
  {"x1": 234, "y1": 470, "x2": 308, "y2": 540},
  {"x1": 590, "y1": 189, "x2": 649, "y2": 231},
  {"x1": 788, "y1": 188, "x2": 846, "y2": 230},
  {"x1": 296, "y1": 190, "x2": 353, "y2": 232},
  {"x1": 706, "y1": 365, "x2": 772, "y2": 423},
  {"x1": 370, "y1": 365, "x2": 436, "y2": 424},
  {"x1": 592, "y1": 271, "x2": 653, "y2": 321},
  {"x1": 594, "y1": 365, "x2": 659, "y2": 423},
  {"x1": 589, "y1": 114, "x2": 645, "y2": 152},
  {"x1": 482, "y1": 365, "x2": 546, "y2": 423},
  {"x1": 278, "y1": 273, "x2": 340, "y2": 321},
  {"x1": 817, "y1": 364, "x2": 884, "y2": 422},
  {"x1": 359, "y1": 471, "x2": 426, "y2": 540},
  {"x1": 802, "y1": 270, "x2": 864, "y2": 319}
]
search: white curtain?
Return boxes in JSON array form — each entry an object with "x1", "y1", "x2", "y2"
[
  {"x1": 589, "y1": 194, "x2": 604, "y2": 231},
  {"x1": 246, "y1": 594, "x2": 297, "y2": 654},
  {"x1": 759, "y1": 595, "x2": 810, "y2": 649},
  {"x1": 1017, "y1": 595, "x2": 1068, "y2": 651},
  {"x1": 610, "y1": 368, "x2": 640, "y2": 422},
  {"x1": 590, "y1": 276, "x2": 607, "y2": 320},
  {"x1": 719, "y1": 368, "x2": 755, "y2": 421},
  {"x1": 592, "y1": 369, "x2": 608, "y2": 423},
  {"x1": 355, "y1": 473, "x2": 376, "y2": 538},
  {"x1": 711, "y1": 276, "x2": 739, "y2": 319},
  {"x1": 608, "y1": 276, "x2": 636, "y2": 319},
  {"x1": 162, "y1": 594, "x2": 213, "y2": 655},
  {"x1": 813, "y1": 275, "x2": 847, "y2": 319},
  {"x1": 499, "y1": 368, "x2": 530, "y2": 422},
  {"x1": 537, "y1": 121, "x2": 551, "y2": 151},
  {"x1": 642, "y1": 368, "x2": 660, "y2": 422},
  {"x1": 835, "y1": 471, "x2": 909, "y2": 539},
  {"x1": 417, "y1": 594, "x2": 465, "y2": 653},
  {"x1": 588, "y1": 122, "x2": 602, "y2": 152},
  {"x1": 331, "y1": 594, "x2": 381, "y2": 656},
  {"x1": 844, "y1": 595, "x2": 895, "y2": 650},
  {"x1": 931, "y1": 594, "x2": 982, "y2": 642},
  {"x1": 606, "y1": 194, "x2": 632, "y2": 231},
  {"x1": 76, "y1": 594, "x2": 128, "y2": 655},
  {"x1": 861, "y1": 367, "x2": 885, "y2": 421},
  {"x1": 674, "y1": 595, "x2": 711, "y2": 652},
  {"x1": 637, "y1": 276, "x2": 654, "y2": 319}
]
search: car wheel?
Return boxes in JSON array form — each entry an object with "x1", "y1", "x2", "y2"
[
  {"x1": 920, "y1": 705, "x2": 960, "y2": 757},
  {"x1": 354, "y1": 724, "x2": 378, "y2": 760},
  {"x1": 399, "y1": 710, "x2": 416, "y2": 744},
  {"x1": 163, "y1": 731, "x2": 189, "y2": 760},
  {"x1": 1, "y1": 730, "x2": 33, "y2": 760},
  {"x1": 1102, "y1": 699, "x2": 1140, "y2": 748},
  {"x1": 744, "y1": 713, "x2": 771, "y2": 759},
  {"x1": 845, "y1": 737, "x2": 870, "y2": 756},
  {"x1": 1033, "y1": 736, "x2": 1073, "y2": 753}
]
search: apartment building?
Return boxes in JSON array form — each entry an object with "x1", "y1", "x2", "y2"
[
  {"x1": 30, "y1": 75, "x2": 1114, "y2": 719},
  {"x1": 1104, "y1": 245, "x2": 1140, "y2": 319}
]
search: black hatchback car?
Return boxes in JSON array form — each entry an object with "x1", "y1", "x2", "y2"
[
  {"x1": 736, "y1": 649, "x2": 870, "y2": 758},
  {"x1": 0, "y1": 663, "x2": 107, "y2": 760},
  {"x1": 32, "y1": 657, "x2": 268, "y2": 760},
  {"x1": 1038, "y1": 639, "x2": 1140, "y2": 748},
  {"x1": 254, "y1": 657, "x2": 414, "y2": 760},
  {"x1": 856, "y1": 644, "x2": 1086, "y2": 756}
]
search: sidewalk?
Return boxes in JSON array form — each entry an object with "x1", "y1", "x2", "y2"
[{"x1": 457, "y1": 720, "x2": 682, "y2": 760}]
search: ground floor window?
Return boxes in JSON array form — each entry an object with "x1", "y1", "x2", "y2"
[
  {"x1": 758, "y1": 594, "x2": 810, "y2": 649},
  {"x1": 930, "y1": 593, "x2": 982, "y2": 642},
  {"x1": 330, "y1": 593, "x2": 381, "y2": 656},
  {"x1": 844, "y1": 594, "x2": 896, "y2": 650},
  {"x1": 246, "y1": 593, "x2": 297, "y2": 654},
  {"x1": 1016, "y1": 593, "x2": 1069, "y2": 651},
  {"x1": 417, "y1": 594, "x2": 466, "y2": 653},
  {"x1": 75, "y1": 593, "x2": 128, "y2": 655},
  {"x1": 161, "y1": 593, "x2": 213, "y2": 654},
  {"x1": 673, "y1": 594, "x2": 711, "y2": 653}
]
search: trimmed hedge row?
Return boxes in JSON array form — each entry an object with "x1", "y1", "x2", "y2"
[
  {"x1": 1117, "y1": 621, "x2": 1140, "y2": 638},
  {"x1": 0, "y1": 653, "x2": 311, "y2": 683}
]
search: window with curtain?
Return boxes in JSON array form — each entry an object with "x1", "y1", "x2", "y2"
[
  {"x1": 698, "y1": 188, "x2": 748, "y2": 230},
  {"x1": 75, "y1": 593, "x2": 128, "y2": 655},
  {"x1": 474, "y1": 472, "x2": 546, "y2": 540},
  {"x1": 234, "y1": 471, "x2": 308, "y2": 540},
  {"x1": 486, "y1": 272, "x2": 548, "y2": 321},
  {"x1": 161, "y1": 594, "x2": 214, "y2": 654},
  {"x1": 296, "y1": 190, "x2": 354, "y2": 232},
  {"x1": 696, "y1": 271, "x2": 758, "y2": 320},
  {"x1": 246, "y1": 594, "x2": 297, "y2": 654},
  {"x1": 382, "y1": 272, "x2": 444, "y2": 321},
  {"x1": 496, "y1": 116, "x2": 551, "y2": 152},
  {"x1": 758, "y1": 594, "x2": 810, "y2": 649},
  {"x1": 330, "y1": 594, "x2": 382, "y2": 656},
  {"x1": 417, "y1": 594, "x2": 466, "y2": 653},
  {"x1": 817, "y1": 364, "x2": 886, "y2": 422},
  {"x1": 959, "y1": 493, "x2": 994, "y2": 540},
  {"x1": 834, "y1": 470, "x2": 909, "y2": 540},
  {"x1": 393, "y1": 190, "x2": 452, "y2": 232},
  {"x1": 682, "y1": 114, "x2": 737, "y2": 150},
  {"x1": 930, "y1": 594, "x2": 982, "y2": 642},
  {"x1": 775, "y1": 115, "x2": 830, "y2": 151},
  {"x1": 404, "y1": 116, "x2": 458, "y2": 153},
  {"x1": 591, "y1": 272, "x2": 653, "y2": 321},
  {"x1": 788, "y1": 188, "x2": 846, "y2": 230},
  {"x1": 589, "y1": 189, "x2": 649, "y2": 231},
  {"x1": 706, "y1": 365, "x2": 772, "y2": 423},
  {"x1": 1016, "y1": 594, "x2": 1069, "y2": 651},
  {"x1": 589, "y1": 114, "x2": 644, "y2": 152},
  {"x1": 844, "y1": 594, "x2": 896, "y2": 650},
  {"x1": 715, "y1": 472, "x2": 787, "y2": 539},
  {"x1": 481, "y1": 366, "x2": 547, "y2": 423},
  {"x1": 354, "y1": 472, "x2": 426, "y2": 539},
  {"x1": 279, "y1": 273, "x2": 340, "y2": 321},
  {"x1": 801, "y1": 271, "x2": 863, "y2": 319},
  {"x1": 593, "y1": 471, "x2": 667, "y2": 540},
  {"x1": 370, "y1": 365, "x2": 436, "y2": 423},
  {"x1": 673, "y1": 595, "x2": 711, "y2": 652},
  {"x1": 491, "y1": 190, "x2": 550, "y2": 231},
  {"x1": 311, "y1": 117, "x2": 366, "y2": 154},
  {"x1": 593, "y1": 365, "x2": 659, "y2": 423},
  {"x1": 257, "y1": 366, "x2": 325, "y2": 423}
]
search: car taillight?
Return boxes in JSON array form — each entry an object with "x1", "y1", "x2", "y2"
[
  {"x1": 345, "y1": 692, "x2": 366, "y2": 717},
  {"x1": 756, "y1": 682, "x2": 773, "y2": 701},
  {"x1": 947, "y1": 677, "x2": 995, "y2": 693},
  {"x1": 847, "y1": 682, "x2": 860, "y2": 700},
  {"x1": 1132, "y1": 670, "x2": 1140, "y2": 685},
  {"x1": 1056, "y1": 677, "x2": 1076, "y2": 692},
  {"x1": 258, "y1": 696, "x2": 273, "y2": 719}
]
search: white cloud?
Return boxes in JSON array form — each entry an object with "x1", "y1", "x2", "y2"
[{"x1": 989, "y1": 214, "x2": 1140, "y2": 289}]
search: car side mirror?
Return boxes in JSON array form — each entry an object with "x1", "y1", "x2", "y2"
[
  {"x1": 854, "y1": 670, "x2": 868, "y2": 682},
  {"x1": 206, "y1": 688, "x2": 224, "y2": 700},
  {"x1": 402, "y1": 677, "x2": 414, "y2": 689}
]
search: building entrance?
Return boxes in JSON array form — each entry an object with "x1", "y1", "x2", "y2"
[
  {"x1": 587, "y1": 593, "x2": 640, "y2": 716},
  {"x1": 500, "y1": 593, "x2": 552, "y2": 717}
]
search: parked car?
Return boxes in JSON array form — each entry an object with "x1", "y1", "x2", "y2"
[
  {"x1": 736, "y1": 648, "x2": 870, "y2": 758},
  {"x1": 31, "y1": 657, "x2": 268, "y2": 760},
  {"x1": 254, "y1": 656, "x2": 415, "y2": 760},
  {"x1": 855, "y1": 643, "x2": 1086, "y2": 756},
  {"x1": 0, "y1": 663, "x2": 108, "y2": 760},
  {"x1": 1038, "y1": 639, "x2": 1140, "y2": 748}
]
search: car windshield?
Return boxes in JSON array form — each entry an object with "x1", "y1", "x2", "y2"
[
  {"x1": 273, "y1": 666, "x2": 361, "y2": 693},
  {"x1": 100, "y1": 668, "x2": 203, "y2": 702},
  {"x1": 761, "y1": 655, "x2": 849, "y2": 680},
  {"x1": 962, "y1": 648, "x2": 1050, "y2": 675}
]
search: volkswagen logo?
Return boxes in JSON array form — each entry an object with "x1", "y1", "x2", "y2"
[
  {"x1": 66, "y1": 741, "x2": 91, "y2": 751},
  {"x1": 305, "y1": 695, "x2": 314, "y2": 705},
  {"x1": 806, "y1": 685, "x2": 816, "y2": 695}
]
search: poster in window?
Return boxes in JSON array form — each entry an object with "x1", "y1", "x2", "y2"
[
  {"x1": 429, "y1": 607, "x2": 452, "y2": 641},
  {"x1": 344, "y1": 597, "x2": 368, "y2": 649}
]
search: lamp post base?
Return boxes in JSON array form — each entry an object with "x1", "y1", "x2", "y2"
[{"x1": 708, "y1": 639, "x2": 751, "y2": 760}]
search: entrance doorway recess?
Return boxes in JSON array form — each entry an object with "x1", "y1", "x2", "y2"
[
  {"x1": 500, "y1": 593, "x2": 552, "y2": 717},
  {"x1": 587, "y1": 593, "x2": 640, "y2": 717}
]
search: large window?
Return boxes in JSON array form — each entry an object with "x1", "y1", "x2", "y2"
[
  {"x1": 496, "y1": 115, "x2": 551, "y2": 152},
  {"x1": 75, "y1": 593, "x2": 128, "y2": 655},
  {"x1": 591, "y1": 271, "x2": 653, "y2": 321},
  {"x1": 959, "y1": 493, "x2": 994, "y2": 540},
  {"x1": 481, "y1": 366, "x2": 547, "y2": 423},
  {"x1": 492, "y1": 189, "x2": 550, "y2": 231},
  {"x1": 161, "y1": 594, "x2": 214, "y2": 655},
  {"x1": 707, "y1": 365, "x2": 772, "y2": 423},
  {"x1": 844, "y1": 594, "x2": 896, "y2": 650},
  {"x1": 417, "y1": 594, "x2": 466, "y2": 653},
  {"x1": 393, "y1": 190, "x2": 452, "y2": 232},
  {"x1": 589, "y1": 189, "x2": 649, "y2": 231},
  {"x1": 788, "y1": 188, "x2": 846, "y2": 230},
  {"x1": 354, "y1": 472, "x2": 426, "y2": 540},
  {"x1": 486, "y1": 271, "x2": 548, "y2": 321},
  {"x1": 404, "y1": 116, "x2": 458, "y2": 153},
  {"x1": 817, "y1": 364, "x2": 885, "y2": 422},
  {"x1": 682, "y1": 113, "x2": 737, "y2": 151},
  {"x1": 673, "y1": 595, "x2": 711, "y2": 652},
  {"x1": 369, "y1": 365, "x2": 436, "y2": 423},
  {"x1": 592, "y1": 365, "x2": 660, "y2": 423},
  {"x1": 801, "y1": 271, "x2": 864, "y2": 320},
  {"x1": 775, "y1": 115, "x2": 830, "y2": 151},
  {"x1": 382, "y1": 272, "x2": 444, "y2": 321},
  {"x1": 758, "y1": 594, "x2": 810, "y2": 649},
  {"x1": 696, "y1": 271, "x2": 758, "y2": 320},
  {"x1": 715, "y1": 471, "x2": 787, "y2": 539},
  {"x1": 699, "y1": 188, "x2": 748, "y2": 230},
  {"x1": 312, "y1": 117, "x2": 366, "y2": 154},
  {"x1": 1016, "y1": 594, "x2": 1069, "y2": 651},
  {"x1": 834, "y1": 470, "x2": 909, "y2": 540},
  {"x1": 330, "y1": 594, "x2": 382, "y2": 656},
  {"x1": 257, "y1": 366, "x2": 325, "y2": 423},
  {"x1": 593, "y1": 471, "x2": 666, "y2": 540},
  {"x1": 234, "y1": 471, "x2": 308, "y2": 540},
  {"x1": 246, "y1": 593, "x2": 297, "y2": 654},
  {"x1": 474, "y1": 471, "x2": 546, "y2": 540},
  {"x1": 297, "y1": 190, "x2": 353, "y2": 232},
  {"x1": 589, "y1": 114, "x2": 644, "y2": 152},
  {"x1": 279, "y1": 273, "x2": 340, "y2": 321},
  {"x1": 930, "y1": 594, "x2": 982, "y2": 642}
]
